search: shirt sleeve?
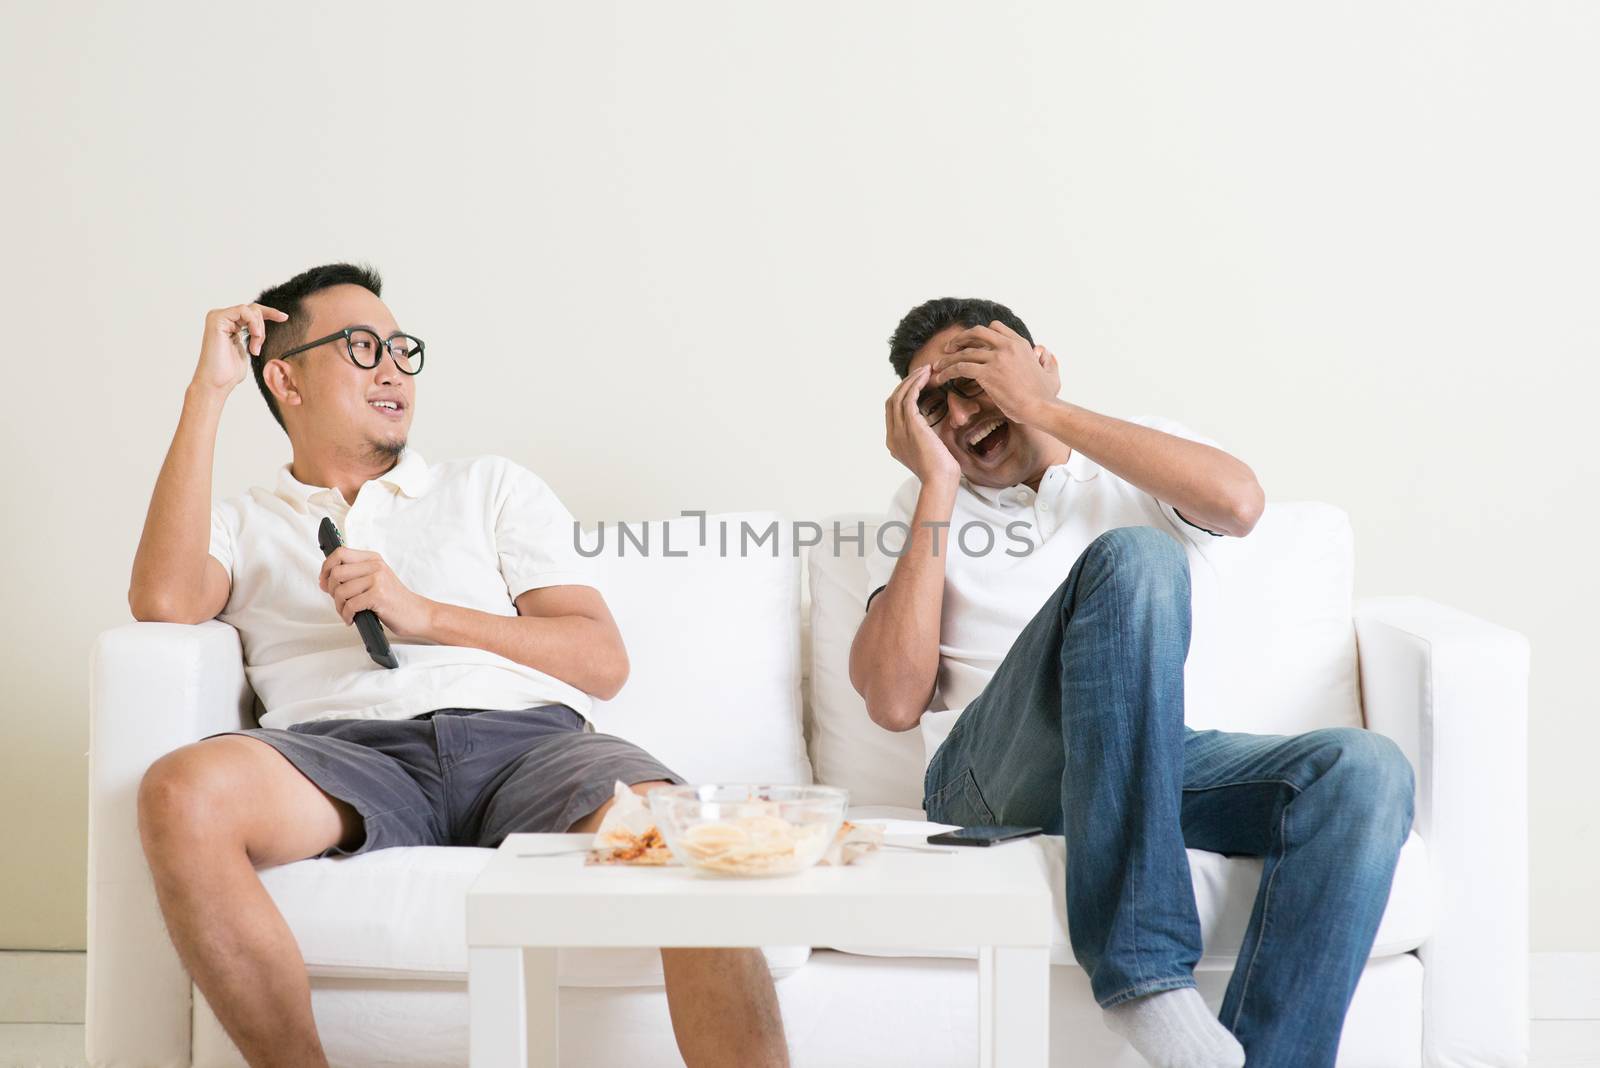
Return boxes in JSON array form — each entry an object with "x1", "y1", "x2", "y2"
[
  {"x1": 208, "y1": 501, "x2": 237, "y2": 579},
  {"x1": 1129, "y1": 414, "x2": 1236, "y2": 547},
  {"x1": 863, "y1": 476, "x2": 921, "y2": 611},
  {"x1": 492, "y1": 459, "x2": 597, "y2": 599}
]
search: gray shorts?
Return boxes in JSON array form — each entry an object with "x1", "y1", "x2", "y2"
[{"x1": 228, "y1": 705, "x2": 683, "y2": 857}]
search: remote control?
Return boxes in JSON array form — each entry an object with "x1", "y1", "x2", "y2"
[{"x1": 317, "y1": 516, "x2": 399, "y2": 669}]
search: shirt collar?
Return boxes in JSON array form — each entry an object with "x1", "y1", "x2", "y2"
[
  {"x1": 378, "y1": 448, "x2": 432, "y2": 497},
  {"x1": 964, "y1": 448, "x2": 1098, "y2": 507},
  {"x1": 273, "y1": 448, "x2": 432, "y2": 512}
]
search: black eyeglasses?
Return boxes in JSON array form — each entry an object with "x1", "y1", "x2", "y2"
[
  {"x1": 917, "y1": 377, "x2": 984, "y2": 426},
  {"x1": 270, "y1": 327, "x2": 426, "y2": 375}
]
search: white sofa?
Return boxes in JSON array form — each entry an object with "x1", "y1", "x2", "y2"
[{"x1": 87, "y1": 505, "x2": 1530, "y2": 1067}]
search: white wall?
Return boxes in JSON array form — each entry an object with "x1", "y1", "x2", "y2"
[{"x1": 3, "y1": 1, "x2": 1594, "y2": 951}]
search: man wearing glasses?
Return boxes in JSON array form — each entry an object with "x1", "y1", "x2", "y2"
[
  {"x1": 127, "y1": 263, "x2": 788, "y2": 1068},
  {"x1": 849, "y1": 297, "x2": 1415, "y2": 1067}
]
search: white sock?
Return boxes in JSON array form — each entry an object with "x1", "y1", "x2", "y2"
[{"x1": 1102, "y1": 986, "x2": 1246, "y2": 1068}]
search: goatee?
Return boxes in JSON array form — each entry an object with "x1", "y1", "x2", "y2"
[{"x1": 365, "y1": 436, "x2": 406, "y2": 466}]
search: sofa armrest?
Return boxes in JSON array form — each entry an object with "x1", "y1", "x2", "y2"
[
  {"x1": 1354, "y1": 596, "x2": 1529, "y2": 1068},
  {"x1": 87, "y1": 621, "x2": 253, "y2": 1067}
]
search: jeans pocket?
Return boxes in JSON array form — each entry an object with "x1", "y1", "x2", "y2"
[{"x1": 923, "y1": 767, "x2": 998, "y2": 828}]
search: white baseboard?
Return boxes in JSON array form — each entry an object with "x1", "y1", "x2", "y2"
[
  {"x1": 0, "y1": 950, "x2": 85, "y2": 1024},
  {"x1": 1534, "y1": 953, "x2": 1600, "y2": 1021}
]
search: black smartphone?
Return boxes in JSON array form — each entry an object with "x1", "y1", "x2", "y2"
[{"x1": 926, "y1": 825, "x2": 1044, "y2": 847}]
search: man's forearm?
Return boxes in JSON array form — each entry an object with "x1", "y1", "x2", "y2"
[
  {"x1": 1031, "y1": 401, "x2": 1264, "y2": 536},
  {"x1": 848, "y1": 479, "x2": 957, "y2": 731},
  {"x1": 421, "y1": 601, "x2": 628, "y2": 701},
  {"x1": 128, "y1": 383, "x2": 227, "y2": 618}
]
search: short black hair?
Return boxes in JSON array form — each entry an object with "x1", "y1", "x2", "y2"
[
  {"x1": 887, "y1": 297, "x2": 1033, "y2": 379},
  {"x1": 251, "y1": 262, "x2": 383, "y2": 432}
]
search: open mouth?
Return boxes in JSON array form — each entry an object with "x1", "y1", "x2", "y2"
[
  {"x1": 368, "y1": 399, "x2": 405, "y2": 419},
  {"x1": 963, "y1": 416, "x2": 1011, "y2": 465}
]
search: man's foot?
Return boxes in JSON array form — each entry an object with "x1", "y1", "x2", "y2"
[{"x1": 1102, "y1": 986, "x2": 1245, "y2": 1068}]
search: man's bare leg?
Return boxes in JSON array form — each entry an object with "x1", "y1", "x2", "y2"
[
  {"x1": 138, "y1": 736, "x2": 361, "y2": 1068},
  {"x1": 570, "y1": 783, "x2": 790, "y2": 1068},
  {"x1": 658, "y1": 946, "x2": 790, "y2": 1068}
]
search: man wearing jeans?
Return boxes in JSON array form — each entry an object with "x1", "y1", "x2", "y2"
[{"x1": 849, "y1": 297, "x2": 1414, "y2": 1068}]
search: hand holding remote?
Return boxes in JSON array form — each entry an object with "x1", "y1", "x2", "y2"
[{"x1": 317, "y1": 517, "x2": 399, "y2": 669}]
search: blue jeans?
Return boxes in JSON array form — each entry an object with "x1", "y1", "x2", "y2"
[{"x1": 923, "y1": 527, "x2": 1415, "y2": 1067}]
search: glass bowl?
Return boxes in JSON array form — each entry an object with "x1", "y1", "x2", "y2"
[{"x1": 648, "y1": 784, "x2": 849, "y2": 878}]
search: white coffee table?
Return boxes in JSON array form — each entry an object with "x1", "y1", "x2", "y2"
[{"x1": 466, "y1": 831, "x2": 1055, "y2": 1067}]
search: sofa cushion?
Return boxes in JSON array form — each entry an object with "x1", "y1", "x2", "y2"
[
  {"x1": 828, "y1": 819, "x2": 1432, "y2": 966},
  {"x1": 584, "y1": 510, "x2": 811, "y2": 785},
  {"x1": 806, "y1": 503, "x2": 1364, "y2": 809},
  {"x1": 260, "y1": 845, "x2": 811, "y2": 984},
  {"x1": 1180, "y1": 501, "x2": 1363, "y2": 736},
  {"x1": 805, "y1": 514, "x2": 926, "y2": 808}
]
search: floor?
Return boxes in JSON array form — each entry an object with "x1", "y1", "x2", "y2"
[
  {"x1": 3, "y1": 1021, "x2": 1597, "y2": 1066},
  {"x1": 1536, "y1": 1021, "x2": 1600, "y2": 1068},
  {"x1": 3, "y1": 949, "x2": 1596, "y2": 1066},
  {"x1": 0, "y1": 1025, "x2": 83, "y2": 1068}
]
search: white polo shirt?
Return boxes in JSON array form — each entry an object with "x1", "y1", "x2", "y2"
[
  {"x1": 208, "y1": 449, "x2": 597, "y2": 730},
  {"x1": 864, "y1": 416, "x2": 1237, "y2": 767}
]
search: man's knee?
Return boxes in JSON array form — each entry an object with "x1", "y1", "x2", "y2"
[
  {"x1": 146, "y1": 736, "x2": 361, "y2": 868},
  {"x1": 1079, "y1": 526, "x2": 1190, "y2": 599},
  {"x1": 138, "y1": 742, "x2": 250, "y2": 859},
  {"x1": 1087, "y1": 526, "x2": 1188, "y2": 568},
  {"x1": 1314, "y1": 728, "x2": 1416, "y2": 837},
  {"x1": 140, "y1": 736, "x2": 354, "y2": 870}
]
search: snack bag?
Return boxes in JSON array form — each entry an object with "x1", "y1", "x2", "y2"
[
  {"x1": 820, "y1": 820, "x2": 885, "y2": 866},
  {"x1": 588, "y1": 781, "x2": 672, "y2": 865}
]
